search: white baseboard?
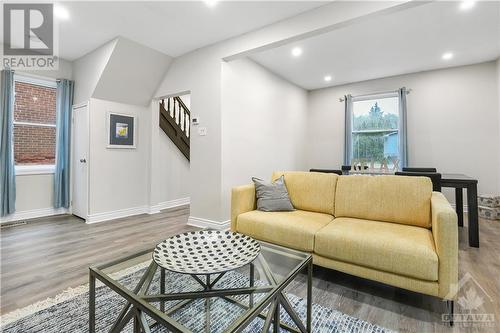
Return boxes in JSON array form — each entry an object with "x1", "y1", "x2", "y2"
[
  {"x1": 86, "y1": 205, "x2": 150, "y2": 224},
  {"x1": 87, "y1": 198, "x2": 191, "y2": 224},
  {"x1": 187, "y1": 216, "x2": 230, "y2": 230},
  {"x1": 156, "y1": 197, "x2": 190, "y2": 211},
  {"x1": 0, "y1": 207, "x2": 69, "y2": 224}
]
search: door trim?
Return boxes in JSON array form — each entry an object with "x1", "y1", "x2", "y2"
[{"x1": 71, "y1": 101, "x2": 90, "y2": 221}]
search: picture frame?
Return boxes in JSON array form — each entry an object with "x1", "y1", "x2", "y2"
[{"x1": 107, "y1": 112, "x2": 136, "y2": 149}]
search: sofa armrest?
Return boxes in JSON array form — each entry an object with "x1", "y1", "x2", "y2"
[
  {"x1": 231, "y1": 184, "x2": 256, "y2": 232},
  {"x1": 431, "y1": 192, "x2": 458, "y2": 299}
]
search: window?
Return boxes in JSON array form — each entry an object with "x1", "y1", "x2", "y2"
[
  {"x1": 348, "y1": 92, "x2": 403, "y2": 169},
  {"x1": 13, "y1": 75, "x2": 57, "y2": 174}
]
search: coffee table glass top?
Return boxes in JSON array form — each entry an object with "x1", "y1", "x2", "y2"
[{"x1": 94, "y1": 240, "x2": 311, "y2": 333}]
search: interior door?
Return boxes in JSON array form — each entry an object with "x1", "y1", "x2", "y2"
[{"x1": 72, "y1": 103, "x2": 89, "y2": 220}]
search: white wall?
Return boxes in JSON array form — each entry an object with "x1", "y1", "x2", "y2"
[
  {"x1": 87, "y1": 98, "x2": 150, "y2": 215},
  {"x1": 158, "y1": 132, "x2": 190, "y2": 203},
  {"x1": 307, "y1": 61, "x2": 500, "y2": 202},
  {"x1": 155, "y1": 1, "x2": 406, "y2": 225},
  {"x1": 221, "y1": 59, "x2": 308, "y2": 218},
  {"x1": 17, "y1": 58, "x2": 73, "y2": 80}
]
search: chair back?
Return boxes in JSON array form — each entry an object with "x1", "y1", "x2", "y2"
[
  {"x1": 402, "y1": 167, "x2": 437, "y2": 173},
  {"x1": 310, "y1": 169, "x2": 342, "y2": 176}
]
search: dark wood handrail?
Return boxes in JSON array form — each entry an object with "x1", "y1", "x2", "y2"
[
  {"x1": 159, "y1": 97, "x2": 190, "y2": 160},
  {"x1": 173, "y1": 96, "x2": 190, "y2": 117}
]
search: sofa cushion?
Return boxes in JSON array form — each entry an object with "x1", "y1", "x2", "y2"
[
  {"x1": 236, "y1": 210, "x2": 334, "y2": 252},
  {"x1": 335, "y1": 175, "x2": 432, "y2": 228},
  {"x1": 314, "y1": 217, "x2": 438, "y2": 281},
  {"x1": 272, "y1": 171, "x2": 338, "y2": 215}
]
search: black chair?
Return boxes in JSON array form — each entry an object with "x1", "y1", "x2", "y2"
[
  {"x1": 402, "y1": 167, "x2": 437, "y2": 173},
  {"x1": 310, "y1": 169, "x2": 342, "y2": 176},
  {"x1": 395, "y1": 171, "x2": 442, "y2": 192}
]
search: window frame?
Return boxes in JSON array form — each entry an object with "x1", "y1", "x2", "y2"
[
  {"x1": 348, "y1": 91, "x2": 401, "y2": 167},
  {"x1": 13, "y1": 73, "x2": 58, "y2": 176}
]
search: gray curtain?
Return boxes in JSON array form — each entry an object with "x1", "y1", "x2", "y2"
[
  {"x1": 343, "y1": 94, "x2": 353, "y2": 165},
  {"x1": 54, "y1": 79, "x2": 74, "y2": 208},
  {"x1": 398, "y1": 87, "x2": 408, "y2": 168},
  {"x1": 0, "y1": 70, "x2": 16, "y2": 217}
]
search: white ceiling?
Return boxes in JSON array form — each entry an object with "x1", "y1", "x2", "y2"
[
  {"x1": 53, "y1": 1, "x2": 326, "y2": 60},
  {"x1": 250, "y1": 1, "x2": 500, "y2": 90}
]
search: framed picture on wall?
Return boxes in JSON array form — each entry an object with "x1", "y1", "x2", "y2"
[{"x1": 107, "y1": 113, "x2": 136, "y2": 148}]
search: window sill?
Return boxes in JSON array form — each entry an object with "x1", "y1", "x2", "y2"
[{"x1": 16, "y1": 165, "x2": 55, "y2": 176}]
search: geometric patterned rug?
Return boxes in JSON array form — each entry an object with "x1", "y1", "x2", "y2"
[{"x1": 0, "y1": 263, "x2": 394, "y2": 332}]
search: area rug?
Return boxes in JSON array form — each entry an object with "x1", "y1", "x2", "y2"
[{"x1": 0, "y1": 262, "x2": 393, "y2": 333}]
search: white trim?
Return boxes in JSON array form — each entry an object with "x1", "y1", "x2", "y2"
[
  {"x1": 13, "y1": 121, "x2": 56, "y2": 128},
  {"x1": 156, "y1": 197, "x2": 190, "y2": 211},
  {"x1": 15, "y1": 164, "x2": 55, "y2": 175},
  {"x1": 86, "y1": 198, "x2": 191, "y2": 223},
  {"x1": 0, "y1": 207, "x2": 68, "y2": 223},
  {"x1": 86, "y1": 205, "x2": 149, "y2": 224},
  {"x1": 352, "y1": 91, "x2": 398, "y2": 102},
  {"x1": 187, "y1": 216, "x2": 230, "y2": 230},
  {"x1": 14, "y1": 73, "x2": 57, "y2": 88}
]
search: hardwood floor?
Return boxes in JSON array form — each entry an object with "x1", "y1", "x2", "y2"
[
  {"x1": 1, "y1": 207, "x2": 499, "y2": 332},
  {"x1": 0, "y1": 206, "x2": 195, "y2": 315}
]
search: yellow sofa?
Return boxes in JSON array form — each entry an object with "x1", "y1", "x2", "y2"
[{"x1": 231, "y1": 171, "x2": 458, "y2": 300}]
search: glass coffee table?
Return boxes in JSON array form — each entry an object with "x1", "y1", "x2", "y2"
[{"x1": 89, "y1": 240, "x2": 312, "y2": 333}]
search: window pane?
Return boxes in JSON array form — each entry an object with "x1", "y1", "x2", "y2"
[
  {"x1": 352, "y1": 97, "x2": 399, "y2": 131},
  {"x1": 14, "y1": 124, "x2": 56, "y2": 165},
  {"x1": 352, "y1": 131, "x2": 399, "y2": 168},
  {"x1": 14, "y1": 81, "x2": 56, "y2": 125},
  {"x1": 351, "y1": 96, "x2": 400, "y2": 168}
]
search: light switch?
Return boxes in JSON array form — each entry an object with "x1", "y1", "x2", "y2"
[{"x1": 198, "y1": 127, "x2": 207, "y2": 136}]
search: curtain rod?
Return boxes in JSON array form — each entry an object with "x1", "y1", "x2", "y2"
[{"x1": 338, "y1": 88, "x2": 412, "y2": 102}]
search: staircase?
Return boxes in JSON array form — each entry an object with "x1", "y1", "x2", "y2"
[{"x1": 159, "y1": 97, "x2": 190, "y2": 160}]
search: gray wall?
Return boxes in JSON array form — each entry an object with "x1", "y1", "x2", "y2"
[{"x1": 307, "y1": 61, "x2": 500, "y2": 202}]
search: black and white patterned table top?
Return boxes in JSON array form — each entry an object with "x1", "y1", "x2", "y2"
[{"x1": 153, "y1": 230, "x2": 261, "y2": 275}]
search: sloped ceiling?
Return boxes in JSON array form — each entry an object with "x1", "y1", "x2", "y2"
[
  {"x1": 72, "y1": 39, "x2": 117, "y2": 105},
  {"x1": 73, "y1": 37, "x2": 173, "y2": 106},
  {"x1": 92, "y1": 38, "x2": 173, "y2": 106}
]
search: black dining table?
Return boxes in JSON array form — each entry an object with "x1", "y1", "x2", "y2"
[
  {"x1": 341, "y1": 170, "x2": 480, "y2": 247},
  {"x1": 441, "y1": 173, "x2": 479, "y2": 248}
]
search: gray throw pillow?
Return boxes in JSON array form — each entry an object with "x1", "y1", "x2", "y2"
[{"x1": 252, "y1": 176, "x2": 294, "y2": 212}]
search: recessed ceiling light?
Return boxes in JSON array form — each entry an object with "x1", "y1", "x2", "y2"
[
  {"x1": 291, "y1": 47, "x2": 302, "y2": 57},
  {"x1": 205, "y1": 0, "x2": 218, "y2": 8},
  {"x1": 459, "y1": 1, "x2": 476, "y2": 11},
  {"x1": 54, "y1": 5, "x2": 70, "y2": 20},
  {"x1": 442, "y1": 52, "x2": 454, "y2": 60},
  {"x1": 324, "y1": 75, "x2": 332, "y2": 82}
]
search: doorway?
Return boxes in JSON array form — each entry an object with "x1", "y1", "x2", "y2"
[{"x1": 71, "y1": 103, "x2": 89, "y2": 220}]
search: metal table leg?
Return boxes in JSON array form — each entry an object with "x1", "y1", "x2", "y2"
[
  {"x1": 455, "y1": 188, "x2": 463, "y2": 227},
  {"x1": 307, "y1": 261, "x2": 312, "y2": 333},
  {"x1": 89, "y1": 269, "x2": 96, "y2": 333}
]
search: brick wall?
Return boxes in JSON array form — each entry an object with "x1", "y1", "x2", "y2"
[{"x1": 14, "y1": 82, "x2": 57, "y2": 165}]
